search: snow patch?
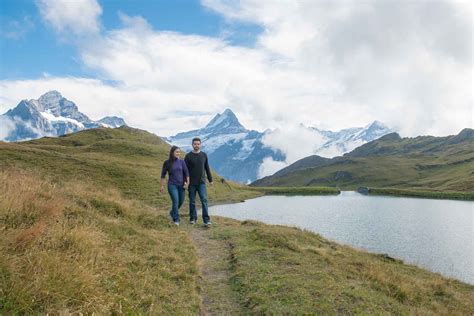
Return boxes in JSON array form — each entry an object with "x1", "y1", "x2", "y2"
[
  {"x1": 233, "y1": 137, "x2": 257, "y2": 160},
  {"x1": 40, "y1": 111, "x2": 85, "y2": 128},
  {"x1": 203, "y1": 132, "x2": 247, "y2": 153}
]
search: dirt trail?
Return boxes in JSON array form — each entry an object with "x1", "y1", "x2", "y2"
[{"x1": 188, "y1": 226, "x2": 242, "y2": 315}]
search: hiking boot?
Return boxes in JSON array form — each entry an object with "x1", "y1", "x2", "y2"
[
  {"x1": 204, "y1": 221, "x2": 212, "y2": 226},
  {"x1": 190, "y1": 220, "x2": 196, "y2": 225},
  {"x1": 173, "y1": 221, "x2": 180, "y2": 226}
]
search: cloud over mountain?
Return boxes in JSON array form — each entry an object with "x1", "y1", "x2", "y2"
[{"x1": 1, "y1": 0, "x2": 471, "y2": 141}]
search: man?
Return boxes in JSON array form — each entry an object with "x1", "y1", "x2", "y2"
[{"x1": 184, "y1": 137, "x2": 213, "y2": 226}]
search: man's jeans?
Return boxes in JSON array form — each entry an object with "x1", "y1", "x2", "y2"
[
  {"x1": 188, "y1": 183, "x2": 210, "y2": 223},
  {"x1": 168, "y1": 184, "x2": 185, "y2": 222}
]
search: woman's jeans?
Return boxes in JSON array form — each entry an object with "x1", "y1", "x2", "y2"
[
  {"x1": 188, "y1": 183, "x2": 210, "y2": 223},
  {"x1": 167, "y1": 184, "x2": 185, "y2": 222}
]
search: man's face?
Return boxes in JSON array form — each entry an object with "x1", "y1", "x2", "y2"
[{"x1": 192, "y1": 141, "x2": 201, "y2": 151}]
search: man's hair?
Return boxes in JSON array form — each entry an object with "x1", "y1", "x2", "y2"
[{"x1": 192, "y1": 137, "x2": 201, "y2": 144}]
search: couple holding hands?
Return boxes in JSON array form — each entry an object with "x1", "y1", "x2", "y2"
[{"x1": 160, "y1": 137, "x2": 213, "y2": 226}]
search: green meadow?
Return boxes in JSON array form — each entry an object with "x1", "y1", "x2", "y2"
[{"x1": 1, "y1": 127, "x2": 472, "y2": 314}]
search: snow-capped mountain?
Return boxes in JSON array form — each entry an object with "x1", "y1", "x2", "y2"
[
  {"x1": 166, "y1": 109, "x2": 285, "y2": 183},
  {"x1": 97, "y1": 116, "x2": 127, "y2": 128},
  {"x1": 310, "y1": 120, "x2": 392, "y2": 157},
  {"x1": 0, "y1": 91, "x2": 127, "y2": 142},
  {"x1": 166, "y1": 109, "x2": 393, "y2": 183}
]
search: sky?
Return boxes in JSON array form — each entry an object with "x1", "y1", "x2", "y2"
[{"x1": 0, "y1": 0, "x2": 472, "y2": 139}]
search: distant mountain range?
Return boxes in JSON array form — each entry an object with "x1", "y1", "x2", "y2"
[
  {"x1": 252, "y1": 129, "x2": 474, "y2": 192},
  {"x1": 165, "y1": 109, "x2": 284, "y2": 183},
  {"x1": 1, "y1": 91, "x2": 396, "y2": 182},
  {"x1": 166, "y1": 109, "x2": 393, "y2": 183},
  {"x1": 0, "y1": 91, "x2": 126, "y2": 142}
]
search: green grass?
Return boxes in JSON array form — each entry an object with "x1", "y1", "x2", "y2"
[
  {"x1": 367, "y1": 187, "x2": 474, "y2": 200},
  {"x1": 252, "y1": 130, "x2": 474, "y2": 195},
  {"x1": 253, "y1": 156, "x2": 474, "y2": 192},
  {"x1": 0, "y1": 127, "x2": 261, "y2": 207},
  {"x1": 1, "y1": 127, "x2": 473, "y2": 314},
  {"x1": 249, "y1": 186, "x2": 340, "y2": 195},
  {"x1": 209, "y1": 217, "x2": 474, "y2": 315}
]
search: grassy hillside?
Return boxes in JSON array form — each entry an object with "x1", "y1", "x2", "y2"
[
  {"x1": 1, "y1": 127, "x2": 473, "y2": 314},
  {"x1": 0, "y1": 127, "x2": 261, "y2": 206},
  {"x1": 0, "y1": 169, "x2": 201, "y2": 313},
  {"x1": 206, "y1": 217, "x2": 474, "y2": 314},
  {"x1": 252, "y1": 129, "x2": 474, "y2": 194}
]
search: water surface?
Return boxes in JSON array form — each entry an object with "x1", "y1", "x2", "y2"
[{"x1": 208, "y1": 191, "x2": 474, "y2": 284}]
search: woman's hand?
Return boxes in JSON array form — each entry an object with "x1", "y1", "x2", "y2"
[{"x1": 160, "y1": 178, "x2": 165, "y2": 194}]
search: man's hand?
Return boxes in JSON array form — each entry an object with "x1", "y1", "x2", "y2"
[
  {"x1": 209, "y1": 181, "x2": 213, "y2": 186},
  {"x1": 183, "y1": 182, "x2": 189, "y2": 189},
  {"x1": 160, "y1": 185, "x2": 164, "y2": 194}
]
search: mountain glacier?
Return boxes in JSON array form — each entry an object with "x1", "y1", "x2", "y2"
[
  {"x1": 165, "y1": 109, "x2": 285, "y2": 183},
  {"x1": 166, "y1": 109, "x2": 393, "y2": 183},
  {"x1": 0, "y1": 91, "x2": 126, "y2": 142}
]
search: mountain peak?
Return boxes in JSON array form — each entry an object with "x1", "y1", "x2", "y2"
[
  {"x1": 367, "y1": 120, "x2": 389, "y2": 130},
  {"x1": 222, "y1": 108, "x2": 234, "y2": 115},
  {"x1": 205, "y1": 108, "x2": 246, "y2": 132},
  {"x1": 98, "y1": 116, "x2": 127, "y2": 128},
  {"x1": 37, "y1": 90, "x2": 64, "y2": 107},
  {"x1": 36, "y1": 90, "x2": 70, "y2": 113},
  {"x1": 39, "y1": 90, "x2": 63, "y2": 99},
  {"x1": 1, "y1": 90, "x2": 127, "y2": 142},
  {"x1": 448, "y1": 128, "x2": 473, "y2": 144}
]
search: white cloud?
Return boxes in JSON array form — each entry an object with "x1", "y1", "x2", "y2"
[
  {"x1": 262, "y1": 125, "x2": 327, "y2": 163},
  {"x1": 203, "y1": 0, "x2": 473, "y2": 136},
  {"x1": 0, "y1": 116, "x2": 15, "y2": 140},
  {"x1": 257, "y1": 124, "x2": 329, "y2": 178},
  {"x1": 258, "y1": 156, "x2": 288, "y2": 178},
  {"x1": 2, "y1": 1, "x2": 472, "y2": 145},
  {"x1": 0, "y1": 115, "x2": 52, "y2": 141},
  {"x1": 0, "y1": 77, "x2": 216, "y2": 136},
  {"x1": 36, "y1": 0, "x2": 102, "y2": 35}
]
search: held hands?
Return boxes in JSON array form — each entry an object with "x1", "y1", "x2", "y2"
[{"x1": 184, "y1": 182, "x2": 189, "y2": 189}]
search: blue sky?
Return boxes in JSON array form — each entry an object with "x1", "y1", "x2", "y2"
[
  {"x1": 0, "y1": 0, "x2": 261, "y2": 79},
  {"x1": 0, "y1": 0, "x2": 472, "y2": 143}
]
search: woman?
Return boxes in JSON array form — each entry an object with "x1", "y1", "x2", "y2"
[{"x1": 160, "y1": 146, "x2": 190, "y2": 226}]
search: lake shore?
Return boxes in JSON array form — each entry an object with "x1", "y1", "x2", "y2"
[
  {"x1": 248, "y1": 184, "x2": 474, "y2": 201},
  {"x1": 365, "y1": 187, "x2": 474, "y2": 201},
  {"x1": 209, "y1": 192, "x2": 474, "y2": 285},
  {"x1": 201, "y1": 215, "x2": 474, "y2": 314}
]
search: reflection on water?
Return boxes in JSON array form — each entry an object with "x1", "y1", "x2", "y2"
[{"x1": 208, "y1": 191, "x2": 474, "y2": 284}]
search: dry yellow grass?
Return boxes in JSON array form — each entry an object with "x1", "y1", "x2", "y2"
[
  {"x1": 0, "y1": 169, "x2": 201, "y2": 314},
  {"x1": 2, "y1": 170, "x2": 474, "y2": 314}
]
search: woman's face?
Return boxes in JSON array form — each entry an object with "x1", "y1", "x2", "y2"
[{"x1": 174, "y1": 148, "x2": 181, "y2": 159}]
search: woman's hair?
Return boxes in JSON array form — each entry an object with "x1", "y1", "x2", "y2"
[{"x1": 167, "y1": 146, "x2": 179, "y2": 174}]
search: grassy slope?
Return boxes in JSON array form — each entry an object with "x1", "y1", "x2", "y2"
[
  {"x1": 209, "y1": 217, "x2": 474, "y2": 314},
  {"x1": 252, "y1": 131, "x2": 474, "y2": 195},
  {"x1": 1, "y1": 169, "x2": 201, "y2": 314},
  {"x1": 0, "y1": 127, "x2": 259, "y2": 314},
  {"x1": 1, "y1": 127, "x2": 473, "y2": 314},
  {"x1": 0, "y1": 127, "x2": 261, "y2": 206}
]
